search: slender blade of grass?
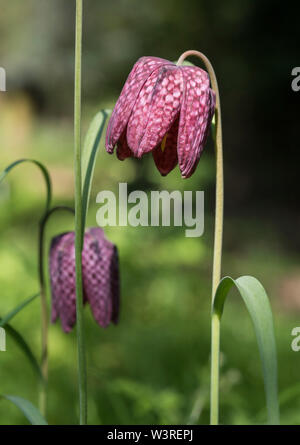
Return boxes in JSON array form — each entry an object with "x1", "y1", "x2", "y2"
[
  {"x1": 2, "y1": 322, "x2": 43, "y2": 382},
  {"x1": 81, "y1": 109, "x2": 109, "y2": 232},
  {"x1": 0, "y1": 293, "x2": 39, "y2": 328},
  {"x1": 213, "y1": 275, "x2": 280, "y2": 424},
  {"x1": 1, "y1": 395, "x2": 47, "y2": 425}
]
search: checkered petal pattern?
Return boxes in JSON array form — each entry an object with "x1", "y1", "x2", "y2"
[
  {"x1": 49, "y1": 228, "x2": 120, "y2": 333},
  {"x1": 127, "y1": 66, "x2": 183, "y2": 157},
  {"x1": 116, "y1": 129, "x2": 132, "y2": 161},
  {"x1": 105, "y1": 56, "x2": 215, "y2": 179},
  {"x1": 152, "y1": 117, "x2": 179, "y2": 176},
  {"x1": 49, "y1": 232, "x2": 77, "y2": 333},
  {"x1": 82, "y1": 228, "x2": 120, "y2": 328},
  {"x1": 177, "y1": 66, "x2": 215, "y2": 178},
  {"x1": 106, "y1": 56, "x2": 173, "y2": 153}
]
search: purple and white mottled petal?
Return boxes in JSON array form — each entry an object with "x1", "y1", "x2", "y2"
[
  {"x1": 110, "y1": 246, "x2": 120, "y2": 325},
  {"x1": 116, "y1": 128, "x2": 133, "y2": 161},
  {"x1": 126, "y1": 67, "x2": 164, "y2": 156},
  {"x1": 49, "y1": 228, "x2": 120, "y2": 333},
  {"x1": 106, "y1": 57, "x2": 173, "y2": 153},
  {"x1": 137, "y1": 67, "x2": 183, "y2": 156},
  {"x1": 203, "y1": 89, "x2": 216, "y2": 144},
  {"x1": 177, "y1": 66, "x2": 215, "y2": 178},
  {"x1": 49, "y1": 232, "x2": 76, "y2": 333},
  {"x1": 183, "y1": 88, "x2": 216, "y2": 178},
  {"x1": 82, "y1": 228, "x2": 120, "y2": 328},
  {"x1": 152, "y1": 117, "x2": 179, "y2": 176}
]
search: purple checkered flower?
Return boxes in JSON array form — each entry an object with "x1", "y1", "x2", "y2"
[
  {"x1": 105, "y1": 56, "x2": 215, "y2": 178},
  {"x1": 49, "y1": 227, "x2": 120, "y2": 333}
]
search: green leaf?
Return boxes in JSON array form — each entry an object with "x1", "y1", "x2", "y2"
[
  {"x1": 0, "y1": 293, "x2": 39, "y2": 328},
  {"x1": 2, "y1": 323, "x2": 43, "y2": 382},
  {"x1": 81, "y1": 109, "x2": 110, "y2": 233},
  {"x1": 213, "y1": 275, "x2": 280, "y2": 425},
  {"x1": 1, "y1": 395, "x2": 47, "y2": 425},
  {"x1": 0, "y1": 159, "x2": 52, "y2": 214},
  {"x1": 0, "y1": 294, "x2": 43, "y2": 382}
]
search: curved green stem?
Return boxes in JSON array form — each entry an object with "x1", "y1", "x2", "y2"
[
  {"x1": 177, "y1": 50, "x2": 224, "y2": 425},
  {"x1": 74, "y1": 0, "x2": 87, "y2": 425},
  {"x1": 0, "y1": 158, "x2": 52, "y2": 215},
  {"x1": 38, "y1": 205, "x2": 75, "y2": 416},
  {"x1": 0, "y1": 158, "x2": 52, "y2": 417}
]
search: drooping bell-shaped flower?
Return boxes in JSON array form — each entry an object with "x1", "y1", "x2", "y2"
[
  {"x1": 49, "y1": 227, "x2": 120, "y2": 333},
  {"x1": 106, "y1": 56, "x2": 215, "y2": 178}
]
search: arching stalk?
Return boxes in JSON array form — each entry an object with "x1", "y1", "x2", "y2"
[{"x1": 177, "y1": 50, "x2": 224, "y2": 425}]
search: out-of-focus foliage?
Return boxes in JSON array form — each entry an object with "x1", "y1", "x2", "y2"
[
  {"x1": 0, "y1": 114, "x2": 299, "y2": 424},
  {"x1": 0, "y1": 0, "x2": 299, "y2": 236}
]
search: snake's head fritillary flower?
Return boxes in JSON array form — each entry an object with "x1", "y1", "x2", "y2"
[
  {"x1": 105, "y1": 56, "x2": 215, "y2": 178},
  {"x1": 49, "y1": 227, "x2": 120, "y2": 333}
]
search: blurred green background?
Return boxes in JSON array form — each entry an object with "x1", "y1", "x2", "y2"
[{"x1": 0, "y1": 0, "x2": 300, "y2": 425}]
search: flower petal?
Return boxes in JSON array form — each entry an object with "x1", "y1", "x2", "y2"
[
  {"x1": 116, "y1": 128, "x2": 133, "y2": 161},
  {"x1": 126, "y1": 67, "x2": 164, "y2": 156},
  {"x1": 82, "y1": 228, "x2": 120, "y2": 328},
  {"x1": 203, "y1": 89, "x2": 216, "y2": 143},
  {"x1": 106, "y1": 57, "x2": 173, "y2": 153},
  {"x1": 152, "y1": 117, "x2": 179, "y2": 176},
  {"x1": 126, "y1": 64, "x2": 181, "y2": 157},
  {"x1": 110, "y1": 246, "x2": 120, "y2": 325},
  {"x1": 49, "y1": 232, "x2": 76, "y2": 333},
  {"x1": 177, "y1": 66, "x2": 215, "y2": 178},
  {"x1": 137, "y1": 66, "x2": 183, "y2": 156}
]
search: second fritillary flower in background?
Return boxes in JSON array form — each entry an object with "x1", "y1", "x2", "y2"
[
  {"x1": 106, "y1": 56, "x2": 215, "y2": 178},
  {"x1": 49, "y1": 227, "x2": 120, "y2": 333}
]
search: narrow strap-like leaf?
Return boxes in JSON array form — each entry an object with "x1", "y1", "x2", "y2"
[
  {"x1": 0, "y1": 159, "x2": 52, "y2": 214},
  {"x1": 1, "y1": 322, "x2": 43, "y2": 382},
  {"x1": 213, "y1": 275, "x2": 280, "y2": 424},
  {"x1": 81, "y1": 109, "x2": 109, "y2": 233},
  {"x1": 1, "y1": 395, "x2": 47, "y2": 425},
  {"x1": 0, "y1": 293, "x2": 43, "y2": 381},
  {"x1": 0, "y1": 293, "x2": 39, "y2": 328}
]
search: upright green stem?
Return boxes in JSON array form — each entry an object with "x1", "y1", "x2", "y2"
[
  {"x1": 38, "y1": 206, "x2": 75, "y2": 416},
  {"x1": 74, "y1": 0, "x2": 87, "y2": 425},
  {"x1": 38, "y1": 218, "x2": 48, "y2": 417},
  {"x1": 177, "y1": 51, "x2": 224, "y2": 425}
]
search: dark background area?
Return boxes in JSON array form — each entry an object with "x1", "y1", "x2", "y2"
[{"x1": 1, "y1": 0, "x2": 299, "y2": 237}]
